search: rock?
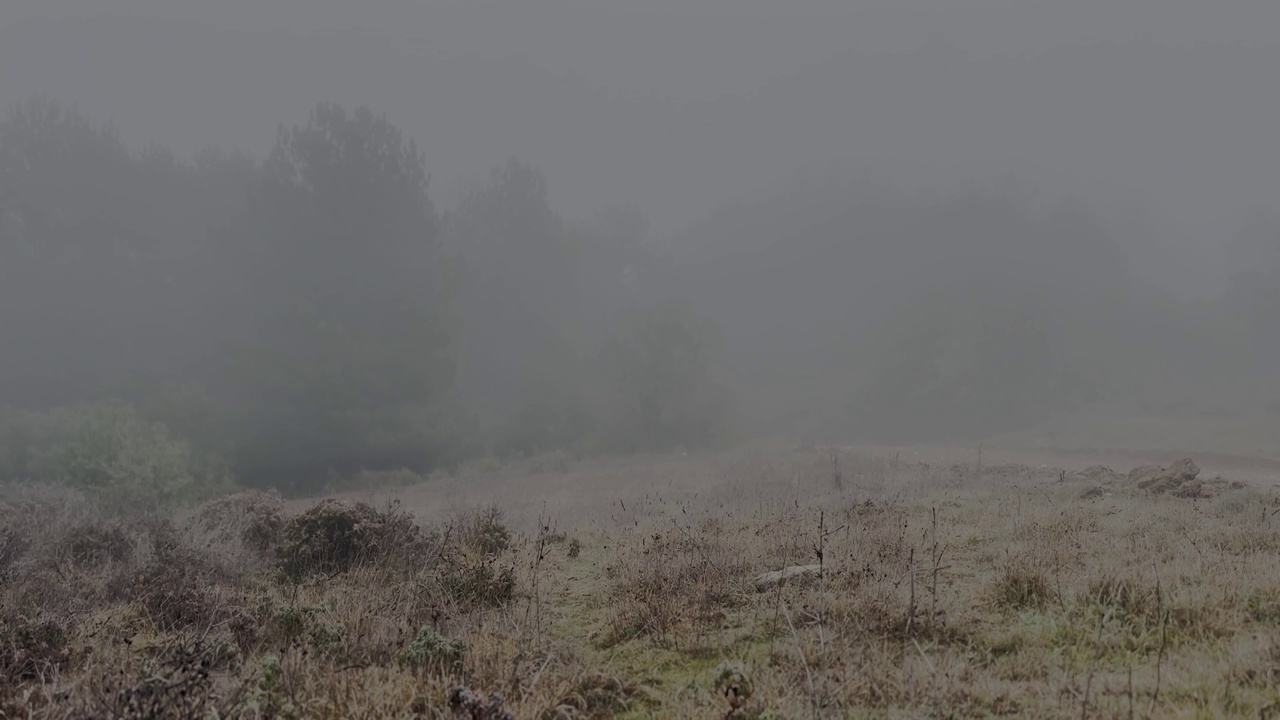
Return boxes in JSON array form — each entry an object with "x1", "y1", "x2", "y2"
[{"x1": 754, "y1": 564, "x2": 822, "y2": 592}]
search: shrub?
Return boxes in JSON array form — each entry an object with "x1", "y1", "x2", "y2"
[
  {"x1": 435, "y1": 506, "x2": 517, "y2": 608},
  {"x1": 266, "y1": 604, "x2": 342, "y2": 655},
  {"x1": 398, "y1": 627, "x2": 466, "y2": 674},
  {"x1": 1, "y1": 485, "x2": 131, "y2": 606},
  {"x1": 32, "y1": 404, "x2": 214, "y2": 510},
  {"x1": 190, "y1": 489, "x2": 285, "y2": 561},
  {"x1": 545, "y1": 673, "x2": 645, "y2": 719},
  {"x1": 55, "y1": 520, "x2": 133, "y2": 568},
  {"x1": 0, "y1": 615, "x2": 69, "y2": 685},
  {"x1": 277, "y1": 499, "x2": 428, "y2": 581},
  {"x1": 87, "y1": 639, "x2": 224, "y2": 720},
  {"x1": 459, "y1": 505, "x2": 511, "y2": 555},
  {"x1": 439, "y1": 556, "x2": 517, "y2": 608},
  {"x1": 128, "y1": 522, "x2": 235, "y2": 633}
]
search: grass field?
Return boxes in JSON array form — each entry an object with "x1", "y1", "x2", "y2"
[{"x1": 5, "y1": 444, "x2": 1280, "y2": 718}]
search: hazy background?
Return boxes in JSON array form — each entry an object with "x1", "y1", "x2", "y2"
[{"x1": 2, "y1": 1, "x2": 1278, "y2": 499}]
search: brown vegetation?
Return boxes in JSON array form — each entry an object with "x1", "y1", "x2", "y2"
[{"x1": 3, "y1": 446, "x2": 1280, "y2": 718}]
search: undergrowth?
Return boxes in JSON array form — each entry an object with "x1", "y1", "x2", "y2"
[{"x1": 3, "y1": 448, "x2": 1280, "y2": 718}]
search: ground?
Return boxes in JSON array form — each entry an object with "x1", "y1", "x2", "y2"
[{"x1": 5, "y1": 439, "x2": 1280, "y2": 719}]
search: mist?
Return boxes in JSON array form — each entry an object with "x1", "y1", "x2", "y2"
[{"x1": 2, "y1": 1, "x2": 1279, "y2": 496}]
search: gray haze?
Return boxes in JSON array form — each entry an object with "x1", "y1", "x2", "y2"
[
  {"x1": 5, "y1": 2, "x2": 1280, "y2": 286},
  {"x1": 2, "y1": 1, "x2": 1279, "y2": 492}
]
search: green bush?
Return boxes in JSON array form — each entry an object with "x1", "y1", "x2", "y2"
[
  {"x1": 398, "y1": 627, "x2": 466, "y2": 674},
  {"x1": 3, "y1": 403, "x2": 231, "y2": 511}
]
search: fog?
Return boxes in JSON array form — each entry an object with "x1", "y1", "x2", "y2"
[{"x1": 2, "y1": 1, "x2": 1278, "y2": 494}]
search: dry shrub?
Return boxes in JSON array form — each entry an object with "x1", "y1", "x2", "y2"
[
  {"x1": 544, "y1": 673, "x2": 646, "y2": 719},
  {"x1": 608, "y1": 526, "x2": 747, "y2": 645},
  {"x1": 0, "y1": 483, "x2": 91, "y2": 574},
  {"x1": 190, "y1": 489, "x2": 285, "y2": 561},
  {"x1": 55, "y1": 520, "x2": 133, "y2": 569},
  {"x1": 129, "y1": 524, "x2": 236, "y2": 634},
  {"x1": 458, "y1": 504, "x2": 512, "y2": 555},
  {"x1": 81, "y1": 639, "x2": 225, "y2": 720},
  {"x1": 440, "y1": 557, "x2": 517, "y2": 609},
  {"x1": 0, "y1": 615, "x2": 69, "y2": 686},
  {"x1": 277, "y1": 498, "x2": 430, "y2": 581},
  {"x1": 1, "y1": 494, "x2": 146, "y2": 623},
  {"x1": 426, "y1": 506, "x2": 517, "y2": 609}
]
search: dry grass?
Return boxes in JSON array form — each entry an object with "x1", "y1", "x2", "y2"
[{"x1": 5, "y1": 445, "x2": 1280, "y2": 718}]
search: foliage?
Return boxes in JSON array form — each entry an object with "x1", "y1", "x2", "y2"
[
  {"x1": 2, "y1": 403, "x2": 226, "y2": 510},
  {"x1": 444, "y1": 158, "x2": 586, "y2": 455},
  {"x1": 0, "y1": 616, "x2": 68, "y2": 685},
  {"x1": 459, "y1": 504, "x2": 512, "y2": 555},
  {"x1": 129, "y1": 519, "x2": 238, "y2": 633},
  {"x1": 0, "y1": 96, "x2": 248, "y2": 407},
  {"x1": 4, "y1": 448, "x2": 1280, "y2": 717},
  {"x1": 277, "y1": 498, "x2": 428, "y2": 581},
  {"x1": 222, "y1": 103, "x2": 458, "y2": 491},
  {"x1": 599, "y1": 299, "x2": 734, "y2": 453},
  {"x1": 86, "y1": 640, "x2": 224, "y2": 720},
  {"x1": 191, "y1": 489, "x2": 285, "y2": 560},
  {"x1": 399, "y1": 627, "x2": 467, "y2": 674},
  {"x1": 440, "y1": 552, "x2": 517, "y2": 608},
  {"x1": 7, "y1": 88, "x2": 1277, "y2": 486},
  {"x1": 849, "y1": 284, "x2": 1097, "y2": 443}
]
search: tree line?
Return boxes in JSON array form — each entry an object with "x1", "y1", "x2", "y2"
[
  {"x1": 0, "y1": 96, "x2": 729, "y2": 497},
  {"x1": 1, "y1": 94, "x2": 1276, "y2": 501}
]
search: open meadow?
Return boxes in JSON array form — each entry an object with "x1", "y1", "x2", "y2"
[{"x1": 6, "y1": 443, "x2": 1280, "y2": 719}]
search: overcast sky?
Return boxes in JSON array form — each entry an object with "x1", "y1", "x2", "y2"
[{"x1": 3, "y1": 0, "x2": 1279, "y2": 288}]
